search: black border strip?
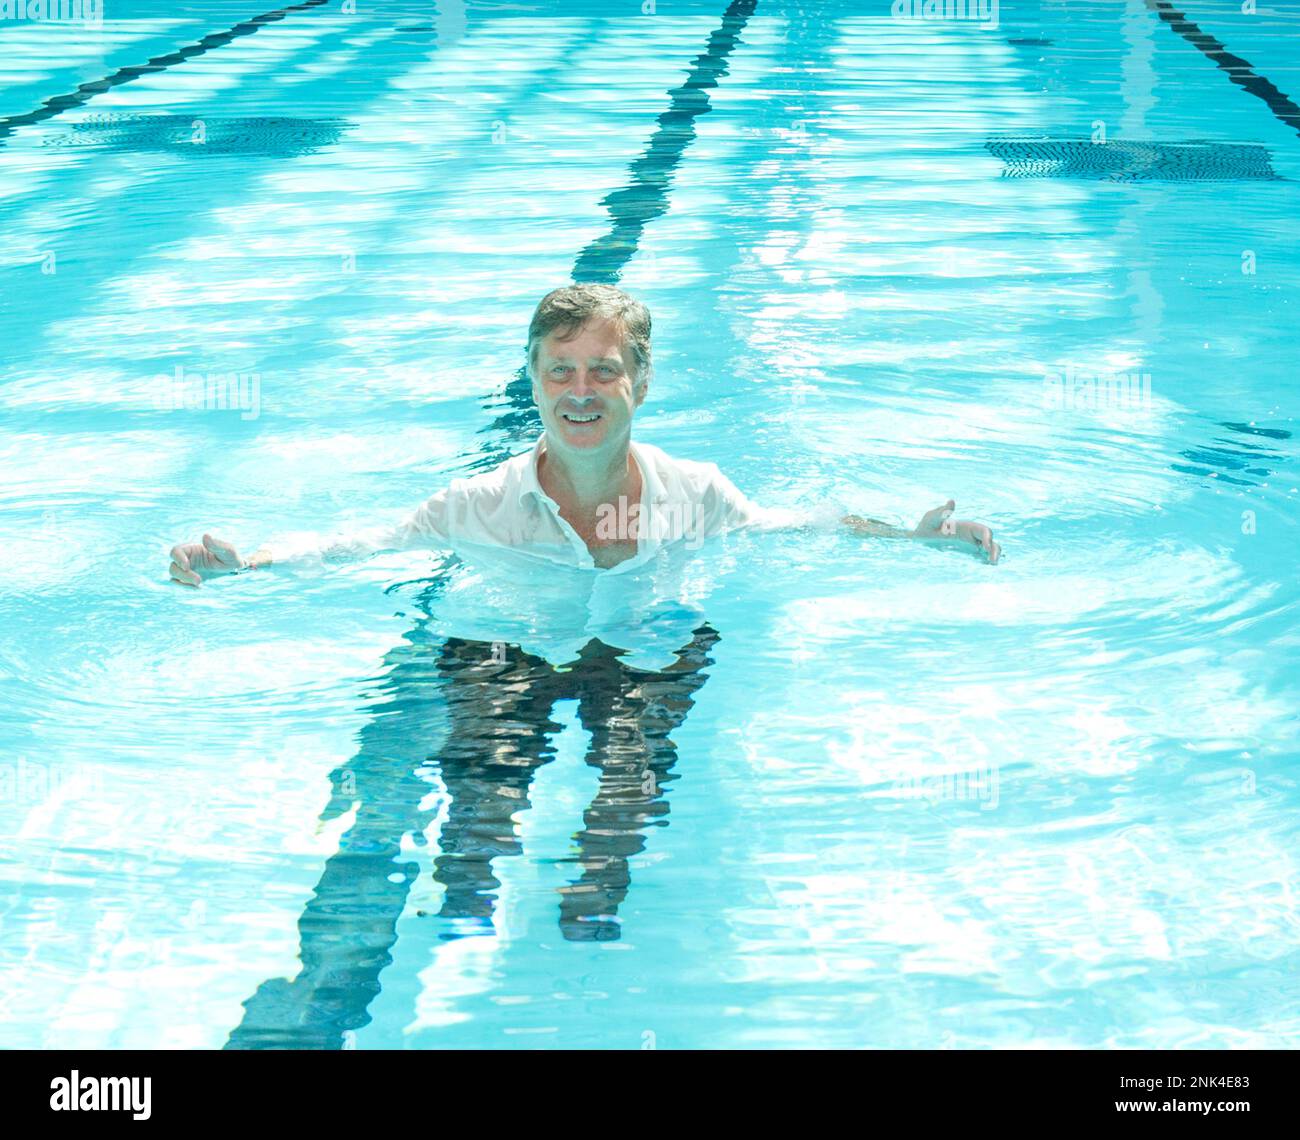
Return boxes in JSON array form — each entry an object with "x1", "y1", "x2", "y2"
[
  {"x1": 1144, "y1": 0, "x2": 1300, "y2": 140},
  {"x1": 0, "y1": 0, "x2": 330, "y2": 147}
]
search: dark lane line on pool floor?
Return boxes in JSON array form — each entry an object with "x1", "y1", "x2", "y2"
[
  {"x1": 1144, "y1": 0, "x2": 1300, "y2": 141},
  {"x1": 0, "y1": 0, "x2": 330, "y2": 149},
  {"x1": 572, "y1": 0, "x2": 758, "y2": 283},
  {"x1": 226, "y1": 0, "x2": 762, "y2": 1051},
  {"x1": 473, "y1": 0, "x2": 760, "y2": 472},
  {"x1": 1142, "y1": 1, "x2": 1298, "y2": 487}
]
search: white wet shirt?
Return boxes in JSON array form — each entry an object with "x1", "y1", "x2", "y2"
[{"x1": 267, "y1": 432, "x2": 806, "y2": 571}]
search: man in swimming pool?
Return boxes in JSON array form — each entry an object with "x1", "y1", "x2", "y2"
[
  {"x1": 191, "y1": 285, "x2": 1001, "y2": 1024},
  {"x1": 167, "y1": 284, "x2": 1000, "y2": 585}
]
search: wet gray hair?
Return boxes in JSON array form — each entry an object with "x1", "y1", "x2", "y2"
[{"x1": 526, "y1": 283, "x2": 652, "y2": 388}]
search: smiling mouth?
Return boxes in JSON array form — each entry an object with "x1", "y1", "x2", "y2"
[{"x1": 561, "y1": 411, "x2": 602, "y2": 424}]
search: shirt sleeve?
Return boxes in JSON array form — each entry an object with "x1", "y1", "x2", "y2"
[
  {"x1": 262, "y1": 488, "x2": 451, "y2": 566},
  {"x1": 703, "y1": 464, "x2": 810, "y2": 535}
]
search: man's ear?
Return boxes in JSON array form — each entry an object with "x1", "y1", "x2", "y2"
[{"x1": 634, "y1": 374, "x2": 650, "y2": 407}]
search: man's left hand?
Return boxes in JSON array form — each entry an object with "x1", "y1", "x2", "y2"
[{"x1": 912, "y1": 499, "x2": 1001, "y2": 564}]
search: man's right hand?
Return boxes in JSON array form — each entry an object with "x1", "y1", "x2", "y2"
[{"x1": 169, "y1": 533, "x2": 246, "y2": 587}]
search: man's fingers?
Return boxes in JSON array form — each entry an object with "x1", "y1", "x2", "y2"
[
  {"x1": 202, "y1": 533, "x2": 240, "y2": 566},
  {"x1": 168, "y1": 535, "x2": 243, "y2": 582},
  {"x1": 939, "y1": 499, "x2": 956, "y2": 537},
  {"x1": 919, "y1": 499, "x2": 956, "y2": 533},
  {"x1": 965, "y1": 524, "x2": 1000, "y2": 564},
  {"x1": 170, "y1": 561, "x2": 200, "y2": 586},
  {"x1": 949, "y1": 521, "x2": 1001, "y2": 564},
  {"x1": 911, "y1": 508, "x2": 1001, "y2": 563}
]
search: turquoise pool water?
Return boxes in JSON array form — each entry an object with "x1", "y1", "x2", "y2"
[{"x1": 1, "y1": 0, "x2": 1298, "y2": 1049}]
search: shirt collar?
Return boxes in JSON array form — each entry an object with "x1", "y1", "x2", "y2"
[
  {"x1": 632, "y1": 438, "x2": 668, "y2": 507},
  {"x1": 516, "y1": 432, "x2": 550, "y2": 505}
]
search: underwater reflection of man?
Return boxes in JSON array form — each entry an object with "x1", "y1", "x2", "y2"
[{"x1": 428, "y1": 626, "x2": 721, "y2": 941}]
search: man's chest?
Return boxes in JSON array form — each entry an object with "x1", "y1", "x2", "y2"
[{"x1": 564, "y1": 514, "x2": 639, "y2": 568}]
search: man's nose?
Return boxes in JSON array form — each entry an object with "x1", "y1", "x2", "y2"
[{"x1": 568, "y1": 371, "x2": 597, "y2": 400}]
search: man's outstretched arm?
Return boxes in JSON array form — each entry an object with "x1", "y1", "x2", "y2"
[
  {"x1": 706, "y1": 464, "x2": 1001, "y2": 565},
  {"x1": 842, "y1": 499, "x2": 1001, "y2": 564},
  {"x1": 166, "y1": 490, "x2": 451, "y2": 587}
]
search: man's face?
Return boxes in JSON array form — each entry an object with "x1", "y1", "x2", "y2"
[{"x1": 531, "y1": 317, "x2": 646, "y2": 456}]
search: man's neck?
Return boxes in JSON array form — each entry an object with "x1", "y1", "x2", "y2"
[{"x1": 538, "y1": 436, "x2": 637, "y2": 516}]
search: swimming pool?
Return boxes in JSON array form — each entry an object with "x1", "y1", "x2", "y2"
[{"x1": 2, "y1": 0, "x2": 1298, "y2": 1049}]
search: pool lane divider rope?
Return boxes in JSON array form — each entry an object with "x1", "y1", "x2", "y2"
[
  {"x1": 0, "y1": 0, "x2": 330, "y2": 148},
  {"x1": 1144, "y1": 0, "x2": 1300, "y2": 141}
]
